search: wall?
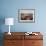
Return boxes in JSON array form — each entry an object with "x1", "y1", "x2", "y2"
[{"x1": 0, "y1": 0, "x2": 46, "y2": 32}]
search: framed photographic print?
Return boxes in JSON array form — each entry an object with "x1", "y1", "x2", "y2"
[{"x1": 18, "y1": 9, "x2": 35, "y2": 23}]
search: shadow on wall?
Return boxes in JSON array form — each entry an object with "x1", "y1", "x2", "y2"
[
  {"x1": 0, "y1": 16, "x2": 5, "y2": 46},
  {"x1": 0, "y1": 33, "x2": 4, "y2": 46},
  {"x1": 0, "y1": 16, "x2": 5, "y2": 32}
]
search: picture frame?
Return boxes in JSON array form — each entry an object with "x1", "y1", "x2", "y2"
[{"x1": 18, "y1": 9, "x2": 35, "y2": 23}]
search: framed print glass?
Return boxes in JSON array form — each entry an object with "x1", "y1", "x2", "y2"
[{"x1": 18, "y1": 9, "x2": 35, "y2": 23}]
